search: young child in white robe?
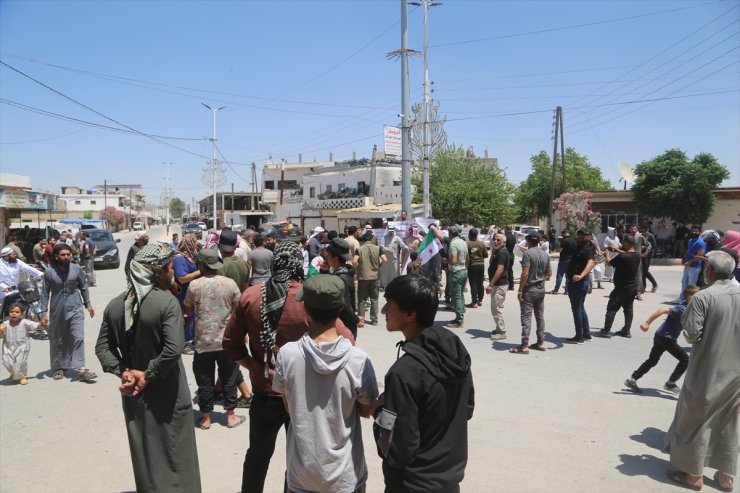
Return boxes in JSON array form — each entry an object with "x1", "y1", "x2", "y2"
[{"x1": 1, "y1": 303, "x2": 40, "y2": 385}]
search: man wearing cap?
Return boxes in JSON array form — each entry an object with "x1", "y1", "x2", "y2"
[
  {"x1": 39, "y1": 243, "x2": 96, "y2": 381},
  {"x1": 446, "y1": 225, "x2": 468, "y2": 328},
  {"x1": 184, "y1": 249, "x2": 245, "y2": 429},
  {"x1": 125, "y1": 230, "x2": 149, "y2": 277},
  {"x1": 325, "y1": 238, "x2": 363, "y2": 339},
  {"x1": 223, "y1": 241, "x2": 355, "y2": 493},
  {"x1": 96, "y1": 243, "x2": 202, "y2": 492},
  {"x1": 273, "y1": 274, "x2": 378, "y2": 493},
  {"x1": 357, "y1": 231, "x2": 387, "y2": 326},
  {"x1": 0, "y1": 246, "x2": 43, "y2": 309},
  {"x1": 219, "y1": 229, "x2": 250, "y2": 291},
  {"x1": 510, "y1": 232, "x2": 551, "y2": 353},
  {"x1": 565, "y1": 228, "x2": 595, "y2": 343}
]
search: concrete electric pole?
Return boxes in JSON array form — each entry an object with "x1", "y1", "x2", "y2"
[
  {"x1": 163, "y1": 161, "x2": 172, "y2": 234},
  {"x1": 202, "y1": 103, "x2": 225, "y2": 230}
]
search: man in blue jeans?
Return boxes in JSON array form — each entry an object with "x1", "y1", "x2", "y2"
[
  {"x1": 551, "y1": 229, "x2": 577, "y2": 295},
  {"x1": 565, "y1": 228, "x2": 595, "y2": 343},
  {"x1": 670, "y1": 225, "x2": 706, "y2": 304}
]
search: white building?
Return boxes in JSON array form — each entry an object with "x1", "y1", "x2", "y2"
[{"x1": 261, "y1": 157, "x2": 335, "y2": 222}]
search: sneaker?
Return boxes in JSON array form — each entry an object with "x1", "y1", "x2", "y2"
[
  {"x1": 490, "y1": 330, "x2": 507, "y2": 340},
  {"x1": 664, "y1": 381, "x2": 680, "y2": 393},
  {"x1": 635, "y1": 295, "x2": 643, "y2": 301},
  {"x1": 236, "y1": 395, "x2": 253, "y2": 408},
  {"x1": 370, "y1": 319, "x2": 378, "y2": 326},
  {"x1": 78, "y1": 370, "x2": 97, "y2": 383},
  {"x1": 595, "y1": 329, "x2": 612, "y2": 338},
  {"x1": 19, "y1": 378, "x2": 28, "y2": 385},
  {"x1": 565, "y1": 336, "x2": 584, "y2": 344},
  {"x1": 583, "y1": 336, "x2": 592, "y2": 342},
  {"x1": 614, "y1": 330, "x2": 632, "y2": 338},
  {"x1": 625, "y1": 378, "x2": 642, "y2": 393},
  {"x1": 447, "y1": 320, "x2": 464, "y2": 328}
]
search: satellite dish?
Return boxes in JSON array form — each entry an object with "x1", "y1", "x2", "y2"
[{"x1": 617, "y1": 161, "x2": 635, "y2": 189}]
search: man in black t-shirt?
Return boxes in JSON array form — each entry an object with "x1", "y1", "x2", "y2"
[
  {"x1": 486, "y1": 233, "x2": 510, "y2": 340},
  {"x1": 504, "y1": 225, "x2": 516, "y2": 291},
  {"x1": 597, "y1": 235, "x2": 642, "y2": 338},
  {"x1": 565, "y1": 229, "x2": 595, "y2": 343},
  {"x1": 551, "y1": 229, "x2": 577, "y2": 295}
]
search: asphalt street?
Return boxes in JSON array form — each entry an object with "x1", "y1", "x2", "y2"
[{"x1": 0, "y1": 225, "x2": 728, "y2": 492}]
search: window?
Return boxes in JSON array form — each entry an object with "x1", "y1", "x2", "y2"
[
  {"x1": 74, "y1": 200, "x2": 81, "y2": 205},
  {"x1": 264, "y1": 180, "x2": 275, "y2": 190},
  {"x1": 309, "y1": 187, "x2": 315, "y2": 198},
  {"x1": 326, "y1": 185, "x2": 332, "y2": 193},
  {"x1": 357, "y1": 181, "x2": 366, "y2": 193},
  {"x1": 90, "y1": 200, "x2": 97, "y2": 205},
  {"x1": 281, "y1": 179, "x2": 298, "y2": 189},
  {"x1": 338, "y1": 183, "x2": 345, "y2": 190}
]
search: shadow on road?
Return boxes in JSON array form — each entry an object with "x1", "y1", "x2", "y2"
[
  {"x1": 630, "y1": 426, "x2": 666, "y2": 452},
  {"x1": 617, "y1": 453, "x2": 675, "y2": 487},
  {"x1": 613, "y1": 388, "x2": 679, "y2": 401}
]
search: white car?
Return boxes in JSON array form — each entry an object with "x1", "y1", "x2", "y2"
[
  {"x1": 132, "y1": 221, "x2": 144, "y2": 231},
  {"x1": 197, "y1": 222, "x2": 207, "y2": 231}
]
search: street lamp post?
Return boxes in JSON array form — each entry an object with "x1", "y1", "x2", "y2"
[{"x1": 202, "y1": 103, "x2": 225, "y2": 230}]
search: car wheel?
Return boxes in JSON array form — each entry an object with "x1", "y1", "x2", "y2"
[{"x1": 112, "y1": 260, "x2": 120, "y2": 269}]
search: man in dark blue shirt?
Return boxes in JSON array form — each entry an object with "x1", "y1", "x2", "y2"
[{"x1": 670, "y1": 225, "x2": 705, "y2": 304}]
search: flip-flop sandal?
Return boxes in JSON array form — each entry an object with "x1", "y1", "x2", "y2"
[
  {"x1": 667, "y1": 470, "x2": 703, "y2": 491},
  {"x1": 714, "y1": 471, "x2": 734, "y2": 492},
  {"x1": 227, "y1": 415, "x2": 247, "y2": 429},
  {"x1": 508, "y1": 346, "x2": 529, "y2": 354},
  {"x1": 78, "y1": 370, "x2": 97, "y2": 382},
  {"x1": 52, "y1": 370, "x2": 64, "y2": 380},
  {"x1": 529, "y1": 342, "x2": 546, "y2": 351},
  {"x1": 198, "y1": 421, "x2": 211, "y2": 430}
]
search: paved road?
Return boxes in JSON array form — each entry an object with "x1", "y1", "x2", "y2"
[{"x1": 0, "y1": 227, "x2": 726, "y2": 492}]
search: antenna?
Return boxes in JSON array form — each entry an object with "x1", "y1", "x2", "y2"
[{"x1": 617, "y1": 161, "x2": 635, "y2": 190}]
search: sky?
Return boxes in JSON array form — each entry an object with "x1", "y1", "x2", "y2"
[{"x1": 1, "y1": 0, "x2": 738, "y2": 207}]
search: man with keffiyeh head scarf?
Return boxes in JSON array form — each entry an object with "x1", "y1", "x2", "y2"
[
  {"x1": 174, "y1": 233, "x2": 201, "y2": 352},
  {"x1": 223, "y1": 241, "x2": 356, "y2": 493},
  {"x1": 95, "y1": 243, "x2": 202, "y2": 493}
]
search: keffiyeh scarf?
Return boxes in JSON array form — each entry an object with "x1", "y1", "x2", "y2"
[{"x1": 125, "y1": 243, "x2": 174, "y2": 332}]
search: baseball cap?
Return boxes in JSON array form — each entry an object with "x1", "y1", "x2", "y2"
[
  {"x1": 576, "y1": 228, "x2": 591, "y2": 236},
  {"x1": 525, "y1": 231, "x2": 541, "y2": 242},
  {"x1": 296, "y1": 274, "x2": 345, "y2": 309},
  {"x1": 448, "y1": 225, "x2": 462, "y2": 235},
  {"x1": 219, "y1": 229, "x2": 238, "y2": 252},
  {"x1": 327, "y1": 238, "x2": 352, "y2": 261},
  {"x1": 196, "y1": 249, "x2": 223, "y2": 270}
]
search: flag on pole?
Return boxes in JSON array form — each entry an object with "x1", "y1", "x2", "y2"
[{"x1": 417, "y1": 230, "x2": 440, "y2": 265}]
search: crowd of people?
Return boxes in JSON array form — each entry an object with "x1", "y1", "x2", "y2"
[{"x1": 1, "y1": 216, "x2": 738, "y2": 492}]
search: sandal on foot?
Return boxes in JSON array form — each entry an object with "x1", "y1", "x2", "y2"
[
  {"x1": 509, "y1": 346, "x2": 529, "y2": 354},
  {"x1": 667, "y1": 470, "x2": 703, "y2": 491},
  {"x1": 198, "y1": 421, "x2": 211, "y2": 430},
  {"x1": 78, "y1": 370, "x2": 97, "y2": 382},
  {"x1": 52, "y1": 370, "x2": 64, "y2": 380},
  {"x1": 714, "y1": 471, "x2": 734, "y2": 492},
  {"x1": 227, "y1": 415, "x2": 246, "y2": 429},
  {"x1": 529, "y1": 342, "x2": 546, "y2": 351}
]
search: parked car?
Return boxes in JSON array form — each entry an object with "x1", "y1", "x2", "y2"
[
  {"x1": 259, "y1": 222, "x2": 303, "y2": 242},
  {"x1": 183, "y1": 223, "x2": 203, "y2": 239},
  {"x1": 87, "y1": 229, "x2": 121, "y2": 269},
  {"x1": 197, "y1": 222, "x2": 207, "y2": 231},
  {"x1": 514, "y1": 225, "x2": 540, "y2": 241},
  {"x1": 132, "y1": 221, "x2": 144, "y2": 231}
]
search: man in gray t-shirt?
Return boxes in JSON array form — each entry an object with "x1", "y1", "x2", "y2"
[
  {"x1": 248, "y1": 235, "x2": 274, "y2": 285},
  {"x1": 511, "y1": 232, "x2": 552, "y2": 354}
]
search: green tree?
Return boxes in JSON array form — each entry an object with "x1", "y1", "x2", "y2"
[
  {"x1": 514, "y1": 148, "x2": 611, "y2": 222},
  {"x1": 169, "y1": 197, "x2": 186, "y2": 219},
  {"x1": 632, "y1": 149, "x2": 729, "y2": 224},
  {"x1": 412, "y1": 145, "x2": 516, "y2": 226}
]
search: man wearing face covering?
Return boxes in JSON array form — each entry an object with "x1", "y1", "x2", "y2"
[
  {"x1": 95, "y1": 243, "x2": 202, "y2": 493},
  {"x1": 39, "y1": 243, "x2": 96, "y2": 382}
]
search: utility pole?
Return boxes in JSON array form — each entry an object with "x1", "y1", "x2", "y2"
[
  {"x1": 400, "y1": 0, "x2": 413, "y2": 216},
  {"x1": 410, "y1": 0, "x2": 441, "y2": 218},
  {"x1": 163, "y1": 161, "x2": 172, "y2": 234},
  {"x1": 549, "y1": 106, "x2": 566, "y2": 230},
  {"x1": 202, "y1": 103, "x2": 225, "y2": 229}
]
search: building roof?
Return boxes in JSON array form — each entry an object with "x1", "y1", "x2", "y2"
[{"x1": 335, "y1": 203, "x2": 423, "y2": 219}]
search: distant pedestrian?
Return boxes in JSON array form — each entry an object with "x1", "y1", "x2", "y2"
[
  {"x1": 273, "y1": 274, "x2": 378, "y2": 493},
  {"x1": 669, "y1": 225, "x2": 705, "y2": 304},
  {"x1": 357, "y1": 231, "x2": 386, "y2": 326},
  {"x1": 487, "y1": 233, "x2": 510, "y2": 340},
  {"x1": 1, "y1": 303, "x2": 39, "y2": 385},
  {"x1": 466, "y1": 228, "x2": 488, "y2": 308},
  {"x1": 596, "y1": 235, "x2": 641, "y2": 339},
  {"x1": 95, "y1": 243, "x2": 202, "y2": 493},
  {"x1": 504, "y1": 225, "x2": 516, "y2": 291},
  {"x1": 174, "y1": 233, "x2": 201, "y2": 352},
  {"x1": 446, "y1": 225, "x2": 468, "y2": 328},
  {"x1": 39, "y1": 243, "x2": 96, "y2": 382},
  {"x1": 248, "y1": 235, "x2": 273, "y2": 286},
  {"x1": 510, "y1": 232, "x2": 551, "y2": 353},
  {"x1": 170, "y1": 233, "x2": 180, "y2": 250},
  {"x1": 565, "y1": 228, "x2": 595, "y2": 343},
  {"x1": 324, "y1": 238, "x2": 362, "y2": 339},
  {"x1": 379, "y1": 226, "x2": 407, "y2": 289},
  {"x1": 125, "y1": 230, "x2": 149, "y2": 277},
  {"x1": 551, "y1": 229, "x2": 576, "y2": 295},
  {"x1": 665, "y1": 251, "x2": 739, "y2": 492},
  {"x1": 624, "y1": 285, "x2": 699, "y2": 394},
  {"x1": 406, "y1": 251, "x2": 422, "y2": 274},
  {"x1": 79, "y1": 231, "x2": 97, "y2": 287}
]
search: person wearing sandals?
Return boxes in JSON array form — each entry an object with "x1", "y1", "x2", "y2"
[
  {"x1": 95, "y1": 243, "x2": 202, "y2": 493},
  {"x1": 39, "y1": 243, "x2": 97, "y2": 382},
  {"x1": 510, "y1": 232, "x2": 551, "y2": 354}
]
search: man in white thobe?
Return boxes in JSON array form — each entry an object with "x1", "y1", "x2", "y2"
[{"x1": 665, "y1": 250, "x2": 739, "y2": 491}]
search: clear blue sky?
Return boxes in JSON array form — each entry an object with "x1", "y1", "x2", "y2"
[{"x1": 1, "y1": 0, "x2": 738, "y2": 207}]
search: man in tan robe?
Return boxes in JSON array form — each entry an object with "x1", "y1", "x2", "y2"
[{"x1": 666, "y1": 250, "x2": 739, "y2": 492}]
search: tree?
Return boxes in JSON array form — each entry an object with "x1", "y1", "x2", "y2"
[
  {"x1": 632, "y1": 149, "x2": 729, "y2": 224},
  {"x1": 554, "y1": 191, "x2": 602, "y2": 235},
  {"x1": 169, "y1": 197, "x2": 186, "y2": 219},
  {"x1": 513, "y1": 148, "x2": 612, "y2": 223},
  {"x1": 100, "y1": 206, "x2": 125, "y2": 226},
  {"x1": 412, "y1": 145, "x2": 516, "y2": 226}
]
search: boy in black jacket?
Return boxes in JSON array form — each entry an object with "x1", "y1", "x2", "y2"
[{"x1": 374, "y1": 275, "x2": 475, "y2": 493}]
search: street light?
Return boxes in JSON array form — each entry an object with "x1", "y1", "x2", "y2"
[{"x1": 202, "y1": 103, "x2": 225, "y2": 229}]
